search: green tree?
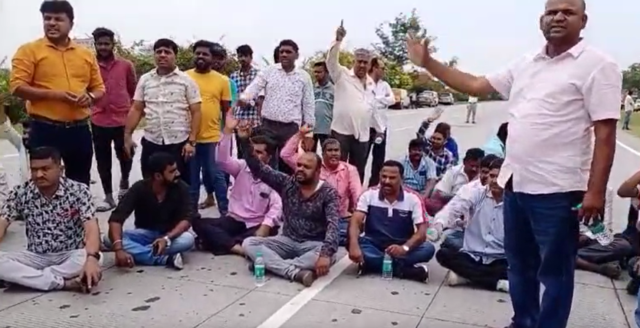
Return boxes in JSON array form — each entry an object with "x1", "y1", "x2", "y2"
[
  {"x1": 623, "y1": 63, "x2": 640, "y2": 92},
  {"x1": 373, "y1": 9, "x2": 436, "y2": 65},
  {"x1": 0, "y1": 57, "x2": 27, "y2": 124}
]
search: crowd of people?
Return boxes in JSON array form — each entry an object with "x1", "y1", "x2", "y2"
[{"x1": 0, "y1": 0, "x2": 639, "y2": 328}]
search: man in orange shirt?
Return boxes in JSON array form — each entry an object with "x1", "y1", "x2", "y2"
[{"x1": 10, "y1": 1, "x2": 105, "y2": 185}]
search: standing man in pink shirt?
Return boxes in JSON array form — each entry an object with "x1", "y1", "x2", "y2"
[
  {"x1": 407, "y1": 0, "x2": 620, "y2": 327},
  {"x1": 91, "y1": 27, "x2": 137, "y2": 212}
]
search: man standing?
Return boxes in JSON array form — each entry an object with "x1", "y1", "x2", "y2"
[
  {"x1": 91, "y1": 27, "x2": 137, "y2": 212},
  {"x1": 123, "y1": 38, "x2": 202, "y2": 183},
  {"x1": 407, "y1": 1, "x2": 620, "y2": 327},
  {"x1": 327, "y1": 23, "x2": 384, "y2": 180},
  {"x1": 185, "y1": 40, "x2": 231, "y2": 216},
  {"x1": 311, "y1": 61, "x2": 335, "y2": 152},
  {"x1": 368, "y1": 57, "x2": 395, "y2": 187},
  {"x1": 623, "y1": 90, "x2": 635, "y2": 130},
  {"x1": 10, "y1": 0, "x2": 105, "y2": 185},
  {"x1": 466, "y1": 96, "x2": 478, "y2": 124},
  {"x1": 238, "y1": 40, "x2": 315, "y2": 174},
  {"x1": 230, "y1": 45, "x2": 260, "y2": 161}
]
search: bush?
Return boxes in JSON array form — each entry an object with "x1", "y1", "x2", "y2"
[{"x1": 0, "y1": 58, "x2": 27, "y2": 124}]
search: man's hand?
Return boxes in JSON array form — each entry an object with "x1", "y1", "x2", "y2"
[
  {"x1": 151, "y1": 237, "x2": 168, "y2": 255},
  {"x1": 76, "y1": 93, "x2": 92, "y2": 107},
  {"x1": 236, "y1": 120, "x2": 252, "y2": 139},
  {"x1": 80, "y1": 257, "x2": 102, "y2": 291},
  {"x1": 336, "y1": 23, "x2": 346, "y2": 42},
  {"x1": 55, "y1": 91, "x2": 79, "y2": 105},
  {"x1": 123, "y1": 135, "x2": 137, "y2": 160},
  {"x1": 385, "y1": 244, "x2": 408, "y2": 257},
  {"x1": 114, "y1": 250, "x2": 134, "y2": 268},
  {"x1": 315, "y1": 255, "x2": 331, "y2": 277},
  {"x1": 579, "y1": 191, "x2": 605, "y2": 226},
  {"x1": 224, "y1": 113, "x2": 239, "y2": 134},
  {"x1": 406, "y1": 31, "x2": 431, "y2": 67},
  {"x1": 348, "y1": 245, "x2": 364, "y2": 264},
  {"x1": 254, "y1": 225, "x2": 271, "y2": 237},
  {"x1": 182, "y1": 142, "x2": 195, "y2": 160}
]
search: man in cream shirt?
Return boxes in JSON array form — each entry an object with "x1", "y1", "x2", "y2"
[{"x1": 326, "y1": 22, "x2": 383, "y2": 181}]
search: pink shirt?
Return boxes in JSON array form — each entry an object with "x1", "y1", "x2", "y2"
[
  {"x1": 91, "y1": 57, "x2": 136, "y2": 127},
  {"x1": 486, "y1": 41, "x2": 621, "y2": 194},
  {"x1": 280, "y1": 134, "x2": 363, "y2": 216},
  {"x1": 216, "y1": 134, "x2": 282, "y2": 227}
]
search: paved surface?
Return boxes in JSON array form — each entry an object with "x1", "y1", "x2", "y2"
[{"x1": 0, "y1": 102, "x2": 638, "y2": 328}]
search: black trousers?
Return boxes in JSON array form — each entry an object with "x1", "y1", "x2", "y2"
[
  {"x1": 91, "y1": 124, "x2": 132, "y2": 194},
  {"x1": 29, "y1": 117, "x2": 93, "y2": 185},
  {"x1": 436, "y1": 247, "x2": 508, "y2": 290},
  {"x1": 331, "y1": 130, "x2": 368, "y2": 181},
  {"x1": 260, "y1": 118, "x2": 299, "y2": 175},
  {"x1": 192, "y1": 215, "x2": 277, "y2": 255},
  {"x1": 312, "y1": 134, "x2": 330, "y2": 153},
  {"x1": 140, "y1": 138, "x2": 189, "y2": 184},
  {"x1": 367, "y1": 128, "x2": 386, "y2": 187}
]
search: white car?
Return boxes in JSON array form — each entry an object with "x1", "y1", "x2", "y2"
[{"x1": 635, "y1": 100, "x2": 640, "y2": 111}]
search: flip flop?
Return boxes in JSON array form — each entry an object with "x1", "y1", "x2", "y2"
[{"x1": 96, "y1": 201, "x2": 116, "y2": 213}]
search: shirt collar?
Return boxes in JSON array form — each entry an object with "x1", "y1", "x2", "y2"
[
  {"x1": 533, "y1": 39, "x2": 587, "y2": 61},
  {"x1": 322, "y1": 161, "x2": 346, "y2": 172},
  {"x1": 378, "y1": 188, "x2": 405, "y2": 202},
  {"x1": 29, "y1": 177, "x2": 69, "y2": 198},
  {"x1": 40, "y1": 37, "x2": 77, "y2": 50},
  {"x1": 151, "y1": 66, "x2": 180, "y2": 77}
]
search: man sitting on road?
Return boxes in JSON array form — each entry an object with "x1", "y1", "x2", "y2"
[
  {"x1": 348, "y1": 160, "x2": 434, "y2": 283},
  {"x1": 0, "y1": 147, "x2": 102, "y2": 292},
  {"x1": 401, "y1": 138, "x2": 438, "y2": 196},
  {"x1": 103, "y1": 152, "x2": 195, "y2": 270},
  {"x1": 280, "y1": 126, "x2": 362, "y2": 246},
  {"x1": 432, "y1": 158, "x2": 510, "y2": 293},
  {"x1": 612, "y1": 172, "x2": 640, "y2": 291},
  {"x1": 192, "y1": 122, "x2": 282, "y2": 256},
  {"x1": 435, "y1": 154, "x2": 499, "y2": 251},
  {"x1": 415, "y1": 117, "x2": 455, "y2": 179},
  {"x1": 235, "y1": 118, "x2": 341, "y2": 288},
  {"x1": 425, "y1": 148, "x2": 485, "y2": 215}
]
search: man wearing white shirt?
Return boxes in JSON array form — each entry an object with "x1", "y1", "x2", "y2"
[
  {"x1": 407, "y1": 1, "x2": 620, "y2": 327},
  {"x1": 327, "y1": 23, "x2": 384, "y2": 180},
  {"x1": 367, "y1": 57, "x2": 395, "y2": 187},
  {"x1": 466, "y1": 96, "x2": 478, "y2": 124},
  {"x1": 623, "y1": 90, "x2": 635, "y2": 130}
]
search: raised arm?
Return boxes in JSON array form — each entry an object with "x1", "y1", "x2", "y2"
[
  {"x1": 326, "y1": 25, "x2": 347, "y2": 83},
  {"x1": 216, "y1": 131, "x2": 243, "y2": 177},
  {"x1": 280, "y1": 132, "x2": 302, "y2": 170},
  {"x1": 237, "y1": 131, "x2": 290, "y2": 194}
]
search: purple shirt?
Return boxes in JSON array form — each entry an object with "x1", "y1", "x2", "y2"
[
  {"x1": 216, "y1": 133, "x2": 282, "y2": 227},
  {"x1": 91, "y1": 57, "x2": 136, "y2": 127}
]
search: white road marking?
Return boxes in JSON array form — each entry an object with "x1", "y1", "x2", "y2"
[
  {"x1": 256, "y1": 256, "x2": 352, "y2": 328},
  {"x1": 616, "y1": 140, "x2": 640, "y2": 157}
]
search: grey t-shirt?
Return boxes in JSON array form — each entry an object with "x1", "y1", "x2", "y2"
[{"x1": 313, "y1": 82, "x2": 335, "y2": 135}]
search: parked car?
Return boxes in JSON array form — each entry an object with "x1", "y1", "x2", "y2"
[
  {"x1": 438, "y1": 92, "x2": 455, "y2": 105},
  {"x1": 389, "y1": 88, "x2": 411, "y2": 110},
  {"x1": 417, "y1": 91, "x2": 438, "y2": 107},
  {"x1": 635, "y1": 99, "x2": 640, "y2": 111}
]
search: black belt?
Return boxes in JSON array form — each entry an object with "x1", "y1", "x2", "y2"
[{"x1": 30, "y1": 115, "x2": 89, "y2": 128}]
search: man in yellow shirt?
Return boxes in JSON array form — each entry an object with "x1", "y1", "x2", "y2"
[
  {"x1": 185, "y1": 41, "x2": 231, "y2": 215},
  {"x1": 10, "y1": 1, "x2": 105, "y2": 185}
]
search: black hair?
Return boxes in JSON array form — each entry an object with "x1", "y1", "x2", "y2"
[
  {"x1": 434, "y1": 122, "x2": 451, "y2": 138},
  {"x1": 153, "y1": 38, "x2": 179, "y2": 55},
  {"x1": 236, "y1": 45, "x2": 253, "y2": 57},
  {"x1": 210, "y1": 43, "x2": 227, "y2": 58},
  {"x1": 497, "y1": 122, "x2": 508, "y2": 144},
  {"x1": 92, "y1": 27, "x2": 115, "y2": 41},
  {"x1": 278, "y1": 39, "x2": 299, "y2": 53},
  {"x1": 30, "y1": 146, "x2": 61, "y2": 164},
  {"x1": 408, "y1": 138, "x2": 424, "y2": 150},
  {"x1": 480, "y1": 154, "x2": 499, "y2": 168},
  {"x1": 464, "y1": 148, "x2": 485, "y2": 161},
  {"x1": 40, "y1": 0, "x2": 74, "y2": 22},
  {"x1": 313, "y1": 61, "x2": 327, "y2": 71},
  {"x1": 250, "y1": 135, "x2": 277, "y2": 156},
  {"x1": 489, "y1": 158, "x2": 504, "y2": 170},
  {"x1": 147, "y1": 152, "x2": 176, "y2": 175},
  {"x1": 321, "y1": 138, "x2": 340, "y2": 151},
  {"x1": 369, "y1": 57, "x2": 381, "y2": 73},
  {"x1": 629, "y1": 90, "x2": 634, "y2": 96},
  {"x1": 192, "y1": 39, "x2": 215, "y2": 55},
  {"x1": 382, "y1": 160, "x2": 405, "y2": 176},
  {"x1": 273, "y1": 46, "x2": 280, "y2": 63}
]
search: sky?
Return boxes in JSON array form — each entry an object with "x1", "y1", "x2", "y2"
[{"x1": 0, "y1": 0, "x2": 638, "y2": 74}]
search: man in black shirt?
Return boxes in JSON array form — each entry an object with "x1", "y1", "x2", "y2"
[{"x1": 102, "y1": 152, "x2": 195, "y2": 270}]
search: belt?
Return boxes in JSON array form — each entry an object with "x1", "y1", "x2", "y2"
[{"x1": 30, "y1": 115, "x2": 89, "y2": 128}]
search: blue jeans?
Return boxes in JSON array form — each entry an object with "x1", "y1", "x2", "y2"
[
  {"x1": 104, "y1": 229, "x2": 195, "y2": 266},
  {"x1": 359, "y1": 236, "x2": 435, "y2": 276},
  {"x1": 338, "y1": 217, "x2": 349, "y2": 246},
  {"x1": 441, "y1": 229, "x2": 464, "y2": 251},
  {"x1": 504, "y1": 189, "x2": 582, "y2": 328},
  {"x1": 189, "y1": 142, "x2": 228, "y2": 214}
]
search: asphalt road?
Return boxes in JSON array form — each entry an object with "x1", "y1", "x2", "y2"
[{"x1": 0, "y1": 102, "x2": 638, "y2": 328}]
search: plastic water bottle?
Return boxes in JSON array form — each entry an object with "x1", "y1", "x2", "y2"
[
  {"x1": 374, "y1": 136, "x2": 384, "y2": 144},
  {"x1": 382, "y1": 253, "x2": 393, "y2": 280},
  {"x1": 426, "y1": 228, "x2": 438, "y2": 241},
  {"x1": 254, "y1": 252, "x2": 266, "y2": 287},
  {"x1": 589, "y1": 219, "x2": 613, "y2": 246}
]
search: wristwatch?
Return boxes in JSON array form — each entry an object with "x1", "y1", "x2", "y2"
[
  {"x1": 163, "y1": 236, "x2": 172, "y2": 247},
  {"x1": 87, "y1": 252, "x2": 101, "y2": 261},
  {"x1": 188, "y1": 140, "x2": 196, "y2": 147},
  {"x1": 402, "y1": 245, "x2": 410, "y2": 252}
]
